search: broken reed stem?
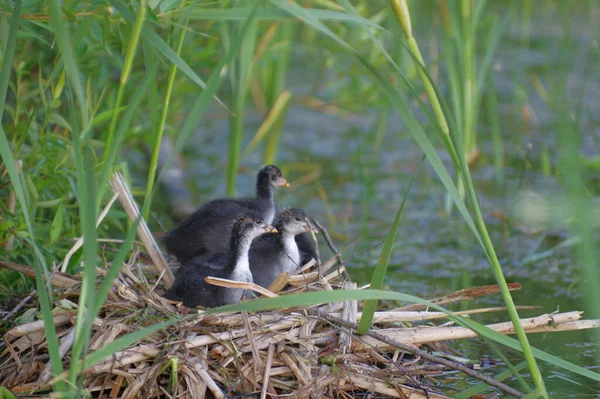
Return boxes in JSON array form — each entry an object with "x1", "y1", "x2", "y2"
[
  {"x1": 312, "y1": 310, "x2": 525, "y2": 398},
  {"x1": 353, "y1": 311, "x2": 587, "y2": 349},
  {"x1": 108, "y1": 172, "x2": 174, "y2": 287},
  {"x1": 61, "y1": 193, "x2": 119, "y2": 272},
  {"x1": 313, "y1": 219, "x2": 351, "y2": 280},
  {"x1": 204, "y1": 277, "x2": 279, "y2": 298},
  {"x1": 261, "y1": 343, "x2": 275, "y2": 399},
  {"x1": 0, "y1": 260, "x2": 80, "y2": 289},
  {"x1": 398, "y1": 283, "x2": 522, "y2": 311}
]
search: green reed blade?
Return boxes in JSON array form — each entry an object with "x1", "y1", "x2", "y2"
[
  {"x1": 108, "y1": 0, "x2": 227, "y2": 110},
  {"x1": 244, "y1": 90, "x2": 292, "y2": 156},
  {"x1": 357, "y1": 155, "x2": 423, "y2": 335},
  {"x1": 67, "y1": 147, "x2": 99, "y2": 388},
  {"x1": 47, "y1": 0, "x2": 89, "y2": 127},
  {"x1": 99, "y1": 0, "x2": 147, "y2": 197},
  {"x1": 92, "y1": 214, "x2": 141, "y2": 317},
  {"x1": 169, "y1": 6, "x2": 383, "y2": 29},
  {"x1": 142, "y1": 18, "x2": 188, "y2": 220},
  {"x1": 4, "y1": 0, "x2": 66, "y2": 390}
]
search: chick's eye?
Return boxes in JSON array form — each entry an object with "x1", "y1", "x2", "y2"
[{"x1": 295, "y1": 217, "x2": 302, "y2": 221}]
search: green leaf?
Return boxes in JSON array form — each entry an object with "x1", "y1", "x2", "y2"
[
  {"x1": 89, "y1": 106, "x2": 129, "y2": 128},
  {"x1": 171, "y1": 6, "x2": 384, "y2": 30},
  {"x1": 0, "y1": 386, "x2": 19, "y2": 399},
  {"x1": 109, "y1": 0, "x2": 225, "y2": 109},
  {"x1": 50, "y1": 203, "x2": 65, "y2": 243},
  {"x1": 48, "y1": 113, "x2": 73, "y2": 132},
  {"x1": 37, "y1": 197, "x2": 64, "y2": 208},
  {"x1": 357, "y1": 155, "x2": 423, "y2": 334}
]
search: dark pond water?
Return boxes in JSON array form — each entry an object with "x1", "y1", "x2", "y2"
[{"x1": 158, "y1": 4, "x2": 600, "y2": 398}]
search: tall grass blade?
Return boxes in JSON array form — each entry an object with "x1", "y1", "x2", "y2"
[
  {"x1": 1, "y1": 0, "x2": 66, "y2": 390},
  {"x1": 357, "y1": 155, "x2": 423, "y2": 334},
  {"x1": 108, "y1": 0, "x2": 226, "y2": 109},
  {"x1": 244, "y1": 90, "x2": 292, "y2": 155},
  {"x1": 99, "y1": 0, "x2": 147, "y2": 197},
  {"x1": 554, "y1": 93, "x2": 600, "y2": 362},
  {"x1": 171, "y1": 6, "x2": 383, "y2": 28},
  {"x1": 47, "y1": 0, "x2": 89, "y2": 126},
  {"x1": 487, "y1": 74, "x2": 504, "y2": 185},
  {"x1": 388, "y1": 0, "x2": 450, "y2": 135},
  {"x1": 142, "y1": 18, "x2": 188, "y2": 219},
  {"x1": 67, "y1": 149, "x2": 99, "y2": 388}
]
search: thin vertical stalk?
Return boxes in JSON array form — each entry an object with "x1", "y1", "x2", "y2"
[
  {"x1": 100, "y1": 0, "x2": 147, "y2": 196},
  {"x1": 389, "y1": 0, "x2": 449, "y2": 136},
  {"x1": 142, "y1": 20, "x2": 188, "y2": 219},
  {"x1": 454, "y1": 134, "x2": 549, "y2": 398},
  {"x1": 460, "y1": 0, "x2": 475, "y2": 155}
]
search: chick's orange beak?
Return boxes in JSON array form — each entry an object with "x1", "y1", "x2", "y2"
[
  {"x1": 265, "y1": 225, "x2": 278, "y2": 233},
  {"x1": 282, "y1": 178, "x2": 290, "y2": 188}
]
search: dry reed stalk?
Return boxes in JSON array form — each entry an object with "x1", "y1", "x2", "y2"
[
  {"x1": 339, "y1": 281, "x2": 357, "y2": 354},
  {"x1": 3, "y1": 242, "x2": 597, "y2": 399},
  {"x1": 38, "y1": 327, "x2": 76, "y2": 384},
  {"x1": 398, "y1": 283, "x2": 522, "y2": 310},
  {"x1": 108, "y1": 172, "x2": 174, "y2": 287},
  {"x1": 260, "y1": 343, "x2": 275, "y2": 399},
  {"x1": 61, "y1": 193, "x2": 119, "y2": 272},
  {"x1": 329, "y1": 306, "x2": 541, "y2": 324},
  {"x1": 193, "y1": 358, "x2": 225, "y2": 399},
  {"x1": 204, "y1": 276, "x2": 279, "y2": 298},
  {"x1": 353, "y1": 311, "x2": 589, "y2": 350},
  {"x1": 4, "y1": 312, "x2": 72, "y2": 339},
  {"x1": 0, "y1": 260, "x2": 80, "y2": 288},
  {"x1": 266, "y1": 271, "x2": 289, "y2": 294}
]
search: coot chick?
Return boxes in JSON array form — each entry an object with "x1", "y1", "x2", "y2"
[
  {"x1": 273, "y1": 211, "x2": 320, "y2": 266},
  {"x1": 250, "y1": 208, "x2": 318, "y2": 288},
  {"x1": 164, "y1": 165, "x2": 289, "y2": 262},
  {"x1": 164, "y1": 216, "x2": 277, "y2": 308}
]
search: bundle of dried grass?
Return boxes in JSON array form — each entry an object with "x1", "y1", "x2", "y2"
[
  {"x1": 2, "y1": 252, "x2": 598, "y2": 398},
  {"x1": 1, "y1": 174, "x2": 598, "y2": 398}
]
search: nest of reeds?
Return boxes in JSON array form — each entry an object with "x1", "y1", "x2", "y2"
[
  {"x1": 1, "y1": 173, "x2": 598, "y2": 398},
  {"x1": 3, "y1": 253, "x2": 598, "y2": 399}
]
